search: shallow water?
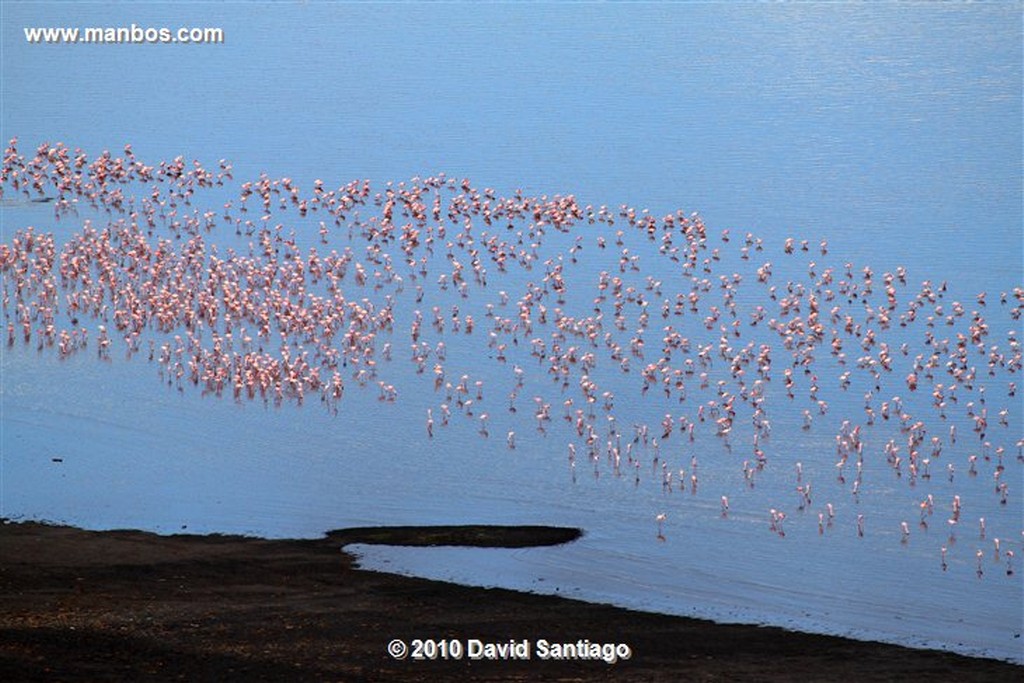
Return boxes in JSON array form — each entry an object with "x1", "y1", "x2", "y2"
[{"x1": 2, "y1": 1, "x2": 1022, "y2": 664}]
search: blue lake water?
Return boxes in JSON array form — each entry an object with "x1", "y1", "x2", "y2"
[{"x1": 2, "y1": 2, "x2": 1022, "y2": 663}]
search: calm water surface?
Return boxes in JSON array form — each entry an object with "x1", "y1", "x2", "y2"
[{"x1": 2, "y1": 2, "x2": 1021, "y2": 663}]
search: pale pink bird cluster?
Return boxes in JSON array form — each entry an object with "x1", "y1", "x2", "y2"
[{"x1": 2, "y1": 138, "x2": 1021, "y2": 575}]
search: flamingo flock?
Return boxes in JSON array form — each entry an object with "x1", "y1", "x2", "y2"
[{"x1": 1, "y1": 138, "x2": 1021, "y2": 579}]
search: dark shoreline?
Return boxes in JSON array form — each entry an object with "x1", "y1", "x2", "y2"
[
  {"x1": 1, "y1": 520, "x2": 1020, "y2": 682},
  {"x1": 326, "y1": 524, "x2": 584, "y2": 549}
]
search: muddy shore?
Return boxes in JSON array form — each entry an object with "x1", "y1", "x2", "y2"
[{"x1": 1, "y1": 520, "x2": 1019, "y2": 681}]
